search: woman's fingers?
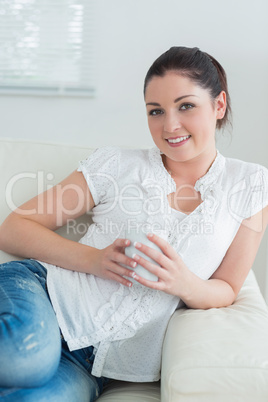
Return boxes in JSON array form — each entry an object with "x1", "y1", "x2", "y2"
[
  {"x1": 132, "y1": 239, "x2": 170, "y2": 269},
  {"x1": 113, "y1": 238, "x2": 131, "y2": 249},
  {"x1": 97, "y1": 235, "x2": 182, "y2": 290},
  {"x1": 111, "y1": 249, "x2": 137, "y2": 269},
  {"x1": 129, "y1": 233, "x2": 185, "y2": 293},
  {"x1": 107, "y1": 267, "x2": 133, "y2": 287},
  {"x1": 99, "y1": 239, "x2": 138, "y2": 287},
  {"x1": 132, "y1": 252, "x2": 165, "y2": 279},
  {"x1": 145, "y1": 233, "x2": 179, "y2": 260},
  {"x1": 110, "y1": 239, "x2": 138, "y2": 277}
]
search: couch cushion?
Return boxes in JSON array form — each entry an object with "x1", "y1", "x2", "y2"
[
  {"x1": 97, "y1": 381, "x2": 160, "y2": 401},
  {"x1": 161, "y1": 270, "x2": 268, "y2": 401}
]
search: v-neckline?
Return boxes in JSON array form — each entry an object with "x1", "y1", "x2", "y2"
[{"x1": 148, "y1": 146, "x2": 226, "y2": 220}]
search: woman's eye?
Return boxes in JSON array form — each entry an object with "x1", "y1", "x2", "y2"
[
  {"x1": 180, "y1": 103, "x2": 194, "y2": 111},
  {"x1": 149, "y1": 109, "x2": 163, "y2": 116}
]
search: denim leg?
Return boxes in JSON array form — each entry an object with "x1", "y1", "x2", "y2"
[
  {"x1": 0, "y1": 260, "x2": 109, "y2": 401},
  {"x1": 0, "y1": 260, "x2": 62, "y2": 388},
  {"x1": 0, "y1": 344, "x2": 111, "y2": 402},
  {"x1": 0, "y1": 352, "x2": 102, "y2": 402},
  {"x1": 61, "y1": 340, "x2": 111, "y2": 399}
]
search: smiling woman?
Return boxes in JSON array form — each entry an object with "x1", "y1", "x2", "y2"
[
  {"x1": 145, "y1": 73, "x2": 226, "y2": 168},
  {"x1": 144, "y1": 46, "x2": 232, "y2": 129},
  {"x1": 143, "y1": 47, "x2": 230, "y2": 215},
  {"x1": 0, "y1": 46, "x2": 267, "y2": 401}
]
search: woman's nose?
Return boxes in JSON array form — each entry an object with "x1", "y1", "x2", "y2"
[{"x1": 163, "y1": 112, "x2": 182, "y2": 133}]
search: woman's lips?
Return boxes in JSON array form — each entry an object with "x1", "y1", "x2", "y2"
[{"x1": 166, "y1": 135, "x2": 191, "y2": 147}]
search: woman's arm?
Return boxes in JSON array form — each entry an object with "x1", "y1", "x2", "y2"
[
  {"x1": 0, "y1": 170, "x2": 93, "y2": 264},
  {"x1": 201, "y1": 206, "x2": 268, "y2": 307},
  {"x1": 130, "y1": 206, "x2": 268, "y2": 308},
  {"x1": 0, "y1": 170, "x2": 137, "y2": 286}
]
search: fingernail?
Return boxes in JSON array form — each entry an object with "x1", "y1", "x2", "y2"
[
  {"x1": 125, "y1": 240, "x2": 129, "y2": 246},
  {"x1": 130, "y1": 261, "x2": 137, "y2": 268},
  {"x1": 131, "y1": 272, "x2": 138, "y2": 279},
  {"x1": 147, "y1": 233, "x2": 153, "y2": 238},
  {"x1": 132, "y1": 253, "x2": 140, "y2": 261},
  {"x1": 134, "y1": 241, "x2": 141, "y2": 248}
]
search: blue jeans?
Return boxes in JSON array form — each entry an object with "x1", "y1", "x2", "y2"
[{"x1": 0, "y1": 260, "x2": 110, "y2": 401}]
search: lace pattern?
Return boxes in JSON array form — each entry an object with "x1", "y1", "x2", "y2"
[
  {"x1": 147, "y1": 147, "x2": 226, "y2": 252},
  {"x1": 77, "y1": 146, "x2": 120, "y2": 205}
]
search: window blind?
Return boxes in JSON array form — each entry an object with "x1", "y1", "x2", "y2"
[{"x1": 0, "y1": 0, "x2": 96, "y2": 96}]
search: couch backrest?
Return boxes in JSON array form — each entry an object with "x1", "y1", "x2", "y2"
[{"x1": 0, "y1": 138, "x2": 94, "y2": 263}]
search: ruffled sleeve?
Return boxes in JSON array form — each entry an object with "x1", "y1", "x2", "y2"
[
  {"x1": 77, "y1": 146, "x2": 120, "y2": 205},
  {"x1": 244, "y1": 165, "x2": 268, "y2": 219},
  {"x1": 228, "y1": 164, "x2": 268, "y2": 221}
]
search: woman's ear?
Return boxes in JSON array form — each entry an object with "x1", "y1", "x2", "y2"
[{"x1": 216, "y1": 91, "x2": 227, "y2": 120}]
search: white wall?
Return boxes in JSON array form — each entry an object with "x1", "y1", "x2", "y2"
[{"x1": 0, "y1": 0, "x2": 267, "y2": 296}]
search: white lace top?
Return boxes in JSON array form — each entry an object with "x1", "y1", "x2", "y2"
[{"x1": 43, "y1": 146, "x2": 268, "y2": 382}]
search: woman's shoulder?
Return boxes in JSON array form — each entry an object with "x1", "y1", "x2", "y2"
[
  {"x1": 119, "y1": 147, "x2": 151, "y2": 161},
  {"x1": 86, "y1": 146, "x2": 150, "y2": 160},
  {"x1": 78, "y1": 146, "x2": 151, "y2": 176},
  {"x1": 222, "y1": 156, "x2": 268, "y2": 206},
  {"x1": 224, "y1": 155, "x2": 267, "y2": 180},
  {"x1": 222, "y1": 156, "x2": 268, "y2": 219},
  {"x1": 114, "y1": 148, "x2": 152, "y2": 174}
]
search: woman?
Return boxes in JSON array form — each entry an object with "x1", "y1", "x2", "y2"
[{"x1": 0, "y1": 46, "x2": 267, "y2": 401}]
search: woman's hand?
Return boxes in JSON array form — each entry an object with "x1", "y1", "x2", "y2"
[
  {"x1": 130, "y1": 233, "x2": 190, "y2": 297},
  {"x1": 90, "y1": 238, "x2": 138, "y2": 287}
]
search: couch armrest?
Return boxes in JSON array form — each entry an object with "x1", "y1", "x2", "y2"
[{"x1": 161, "y1": 270, "x2": 268, "y2": 401}]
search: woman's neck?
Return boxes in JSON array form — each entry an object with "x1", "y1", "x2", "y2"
[{"x1": 162, "y1": 148, "x2": 217, "y2": 186}]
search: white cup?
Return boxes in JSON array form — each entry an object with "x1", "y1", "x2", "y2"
[{"x1": 125, "y1": 228, "x2": 163, "y2": 282}]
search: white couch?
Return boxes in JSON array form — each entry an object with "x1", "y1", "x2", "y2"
[{"x1": 1, "y1": 138, "x2": 268, "y2": 402}]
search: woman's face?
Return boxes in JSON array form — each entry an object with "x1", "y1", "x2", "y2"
[{"x1": 145, "y1": 72, "x2": 226, "y2": 164}]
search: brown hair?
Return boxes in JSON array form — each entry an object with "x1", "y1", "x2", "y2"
[{"x1": 144, "y1": 46, "x2": 232, "y2": 130}]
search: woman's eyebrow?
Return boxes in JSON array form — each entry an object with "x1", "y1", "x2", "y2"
[
  {"x1": 146, "y1": 102, "x2": 161, "y2": 106},
  {"x1": 174, "y1": 94, "x2": 198, "y2": 103},
  {"x1": 146, "y1": 94, "x2": 198, "y2": 107}
]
